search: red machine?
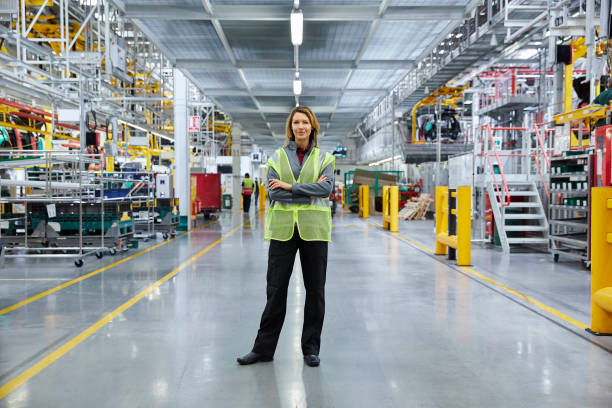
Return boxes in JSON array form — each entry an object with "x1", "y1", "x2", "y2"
[{"x1": 191, "y1": 172, "x2": 221, "y2": 219}]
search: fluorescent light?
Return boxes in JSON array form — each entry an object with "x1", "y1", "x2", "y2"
[
  {"x1": 291, "y1": 8, "x2": 303, "y2": 46},
  {"x1": 293, "y1": 72, "x2": 302, "y2": 95}
]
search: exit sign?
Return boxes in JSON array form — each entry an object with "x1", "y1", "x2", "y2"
[{"x1": 188, "y1": 116, "x2": 201, "y2": 132}]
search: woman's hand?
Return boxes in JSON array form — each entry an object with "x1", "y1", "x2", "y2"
[
  {"x1": 317, "y1": 175, "x2": 327, "y2": 183},
  {"x1": 269, "y1": 179, "x2": 292, "y2": 191}
]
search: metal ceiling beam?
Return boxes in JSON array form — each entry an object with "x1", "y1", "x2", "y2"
[
  {"x1": 122, "y1": 5, "x2": 466, "y2": 21},
  {"x1": 327, "y1": 0, "x2": 390, "y2": 136},
  {"x1": 229, "y1": 106, "x2": 369, "y2": 114},
  {"x1": 176, "y1": 59, "x2": 415, "y2": 70},
  {"x1": 206, "y1": 88, "x2": 386, "y2": 97},
  {"x1": 199, "y1": 0, "x2": 270, "y2": 130}
]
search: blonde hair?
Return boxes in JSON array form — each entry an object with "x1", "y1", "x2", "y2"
[{"x1": 284, "y1": 106, "x2": 320, "y2": 147}]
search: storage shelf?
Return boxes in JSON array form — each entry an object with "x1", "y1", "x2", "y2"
[
  {"x1": 550, "y1": 189, "x2": 588, "y2": 195},
  {"x1": 550, "y1": 172, "x2": 588, "y2": 178},
  {"x1": 550, "y1": 233, "x2": 588, "y2": 248},
  {"x1": 548, "y1": 151, "x2": 592, "y2": 264},
  {"x1": 551, "y1": 154, "x2": 591, "y2": 161},
  {"x1": 550, "y1": 204, "x2": 588, "y2": 210},
  {"x1": 549, "y1": 219, "x2": 588, "y2": 229}
]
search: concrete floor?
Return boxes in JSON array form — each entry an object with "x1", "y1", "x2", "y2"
[{"x1": 1, "y1": 209, "x2": 612, "y2": 407}]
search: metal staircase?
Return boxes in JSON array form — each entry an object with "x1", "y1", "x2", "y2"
[{"x1": 486, "y1": 181, "x2": 549, "y2": 253}]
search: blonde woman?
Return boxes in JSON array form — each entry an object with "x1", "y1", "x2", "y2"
[{"x1": 237, "y1": 106, "x2": 335, "y2": 367}]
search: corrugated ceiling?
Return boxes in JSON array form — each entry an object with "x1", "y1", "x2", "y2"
[{"x1": 126, "y1": 0, "x2": 469, "y2": 145}]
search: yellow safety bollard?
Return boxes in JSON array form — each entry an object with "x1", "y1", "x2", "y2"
[
  {"x1": 456, "y1": 186, "x2": 472, "y2": 266},
  {"x1": 382, "y1": 185, "x2": 399, "y2": 232},
  {"x1": 359, "y1": 185, "x2": 369, "y2": 219},
  {"x1": 341, "y1": 185, "x2": 345, "y2": 209},
  {"x1": 259, "y1": 184, "x2": 266, "y2": 212},
  {"x1": 588, "y1": 187, "x2": 612, "y2": 335},
  {"x1": 435, "y1": 186, "x2": 471, "y2": 265},
  {"x1": 435, "y1": 186, "x2": 449, "y2": 255}
]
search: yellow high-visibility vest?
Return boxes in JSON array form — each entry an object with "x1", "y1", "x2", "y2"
[{"x1": 264, "y1": 147, "x2": 335, "y2": 241}]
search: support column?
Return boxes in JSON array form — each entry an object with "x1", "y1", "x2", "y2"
[
  {"x1": 174, "y1": 69, "x2": 190, "y2": 230},
  {"x1": 231, "y1": 124, "x2": 242, "y2": 215}
]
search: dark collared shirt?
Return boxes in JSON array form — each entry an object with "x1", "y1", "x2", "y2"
[{"x1": 296, "y1": 142, "x2": 311, "y2": 165}]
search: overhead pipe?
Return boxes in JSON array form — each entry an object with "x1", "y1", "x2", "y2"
[
  {"x1": 600, "y1": 0, "x2": 611, "y2": 41},
  {"x1": 587, "y1": 0, "x2": 596, "y2": 101}
]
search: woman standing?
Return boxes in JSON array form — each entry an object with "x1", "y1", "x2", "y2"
[{"x1": 237, "y1": 106, "x2": 335, "y2": 367}]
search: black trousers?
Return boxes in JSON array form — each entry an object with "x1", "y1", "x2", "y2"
[
  {"x1": 243, "y1": 194, "x2": 251, "y2": 212},
  {"x1": 252, "y1": 232, "x2": 328, "y2": 357}
]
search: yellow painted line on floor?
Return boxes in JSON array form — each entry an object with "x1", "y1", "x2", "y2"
[
  {"x1": 459, "y1": 266, "x2": 588, "y2": 330},
  {"x1": 392, "y1": 232, "x2": 435, "y2": 254},
  {"x1": 362, "y1": 218, "x2": 588, "y2": 330},
  {"x1": 0, "y1": 221, "x2": 217, "y2": 316},
  {"x1": 0, "y1": 218, "x2": 249, "y2": 400}
]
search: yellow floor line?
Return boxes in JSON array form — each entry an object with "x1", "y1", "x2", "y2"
[
  {"x1": 361, "y1": 217, "x2": 588, "y2": 330},
  {"x1": 0, "y1": 218, "x2": 250, "y2": 400},
  {"x1": 392, "y1": 232, "x2": 435, "y2": 254},
  {"x1": 0, "y1": 220, "x2": 216, "y2": 316},
  {"x1": 459, "y1": 266, "x2": 588, "y2": 330}
]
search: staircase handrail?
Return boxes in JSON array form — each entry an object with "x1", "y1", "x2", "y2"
[
  {"x1": 482, "y1": 124, "x2": 512, "y2": 207},
  {"x1": 533, "y1": 124, "x2": 551, "y2": 170}
]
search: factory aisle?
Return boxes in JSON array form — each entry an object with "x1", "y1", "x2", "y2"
[{"x1": 1, "y1": 211, "x2": 612, "y2": 407}]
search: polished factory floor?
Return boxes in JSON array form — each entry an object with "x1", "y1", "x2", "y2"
[{"x1": 1, "y1": 209, "x2": 612, "y2": 407}]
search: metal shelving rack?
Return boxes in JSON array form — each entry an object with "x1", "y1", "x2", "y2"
[
  {"x1": 548, "y1": 153, "x2": 593, "y2": 266},
  {"x1": 0, "y1": 150, "x2": 114, "y2": 266}
]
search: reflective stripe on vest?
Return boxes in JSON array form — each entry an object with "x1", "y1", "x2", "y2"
[
  {"x1": 242, "y1": 178, "x2": 254, "y2": 195},
  {"x1": 264, "y1": 147, "x2": 335, "y2": 242}
]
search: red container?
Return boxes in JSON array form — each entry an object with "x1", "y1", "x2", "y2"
[{"x1": 191, "y1": 172, "x2": 221, "y2": 214}]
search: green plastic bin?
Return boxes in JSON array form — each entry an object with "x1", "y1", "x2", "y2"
[{"x1": 222, "y1": 194, "x2": 232, "y2": 209}]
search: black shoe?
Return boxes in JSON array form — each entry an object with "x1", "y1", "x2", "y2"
[
  {"x1": 237, "y1": 352, "x2": 273, "y2": 365},
  {"x1": 304, "y1": 354, "x2": 320, "y2": 367}
]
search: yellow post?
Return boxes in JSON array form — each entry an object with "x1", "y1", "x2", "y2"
[
  {"x1": 259, "y1": 184, "x2": 266, "y2": 212},
  {"x1": 456, "y1": 186, "x2": 472, "y2": 266},
  {"x1": 341, "y1": 185, "x2": 345, "y2": 209},
  {"x1": 382, "y1": 185, "x2": 398, "y2": 232},
  {"x1": 359, "y1": 185, "x2": 369, "y2": 219},
  {"x1": 435, "y1": 186, "x2": 449, "y2": 255},
  {"x1": 589, "y1": 187, "x2": 612, "y2": 335},
  {"x1": 563, "y1": 63, "x2": 573, "y2": 114}
]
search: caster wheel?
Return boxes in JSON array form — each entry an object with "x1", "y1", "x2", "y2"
[
  {"x1": 95, "y1": 251, "x2": 103, "y2": 259},
  {"x1": 163, "y1": 233, "x2": 169, "y2": 240},
  {"x1": 75, "y1": 259, "x2": 84, "y2": 267},
  {"x1": 553, "y1": 253, "x2": 559, "y2": 263},
  {"x1": 109, "y1": 248, "x2": 117, "y2": 256}
]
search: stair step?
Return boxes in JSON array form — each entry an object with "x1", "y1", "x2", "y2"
[
  {"x1": 504, "y1": 214, "x2": 546, "y2": 220},
  {"x1": 507, "y1": 237, "x2": 549, "y2": 244},
  {"x1": 503, "y1": 225, "x2": 548, "y2": 232},
  {"x1": 507, "y1": 191, "x2": 538, "y2": 196},
  {"x1": 503, "y1": 202, "x2": 541, "y2": 208}
]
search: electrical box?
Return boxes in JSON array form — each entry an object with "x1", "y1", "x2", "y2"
[
  {"x1": 0, "y1": 0, "x2": 18, "y2": 15},
  {"x1": 109, "y1": 38, "x2": 133, "y2": 84},
  {"x1": 156, "y1": 174, "x2": 172, "y2": 198}
]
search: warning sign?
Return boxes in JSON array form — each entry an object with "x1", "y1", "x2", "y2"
[{"x1": 188, "y1": 116, "x2": 201, "y2": 132}]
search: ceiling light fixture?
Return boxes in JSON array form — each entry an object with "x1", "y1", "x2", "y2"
[
  {"x1": 291, "y1": 8, "x2": 303, "y2": 46},
  {"x1": 293, "y1": 72, "x2": 302, "y2": 95}
]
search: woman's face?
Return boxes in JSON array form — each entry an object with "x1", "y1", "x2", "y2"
[{"x1": 291, "y1": 112, "x2": 312, "y2": 147}]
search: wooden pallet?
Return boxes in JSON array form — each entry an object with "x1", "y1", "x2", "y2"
[{"x1": 398, "y1": 194, "x2": 432, "y2": 220}]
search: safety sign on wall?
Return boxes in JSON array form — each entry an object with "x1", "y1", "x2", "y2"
[{"x1": 188, "y1": 116, "x2": 201, "y2": 132}]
